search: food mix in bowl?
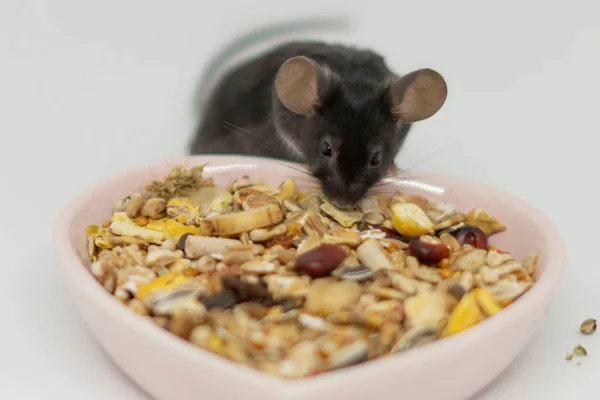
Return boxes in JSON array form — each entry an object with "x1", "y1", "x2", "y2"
[{"x1": 84, "y1": 164, "x2": 538, "y2": 378}]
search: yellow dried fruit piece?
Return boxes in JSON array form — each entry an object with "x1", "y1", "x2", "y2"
[
  {"x1": 85, "y1": 224, "x2": 101, "y2": 238},
  {"x1": 110, "y1": 220, "x2": 165, "y2": 244},
  {"x1": 473, "y1": 288, "x2": 502, "y2": 316},
  {"x1": 109, "y1": 212, "x2": 166, "y2": 244},
  {"x1": 111, "y1": 212, "x2": 129, "y2": 223},
  {"x1": 465, "y1": 208, "x2": 506, "y2": 236},
  {"x1": 444, "y1": 291, "x2": 482, "y2": 337},
  {"x1": 163, "y1": 219, "x2": 200, "y2": 240},
  {"x1": 145, "y1": 219, "x2": 167, "y2": 231},
  {"x1": 94, "y1": 237, "x2": 115, "y2": 250},
  {"x1": 273, "y1": 179, "x2": 296, "y2": 201},
  {"x1": 390, "y1": 202, "x2": 434, "y2": 237},
  {"x1": 136, "y1": 273, "x2": 190, "y2": 299}
]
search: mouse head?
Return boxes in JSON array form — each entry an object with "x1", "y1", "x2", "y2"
[{"x1": 274, "y1": 56, "x2": 447, "y2": 208}]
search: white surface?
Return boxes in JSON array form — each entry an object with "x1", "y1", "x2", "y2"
[{"x1": 1, "y1": 1, "x2": 597, "y2": 399}]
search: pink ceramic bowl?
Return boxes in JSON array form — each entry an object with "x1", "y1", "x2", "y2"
[{"x1": 54, "y1": 155, "x2": 566, "y2": 400}]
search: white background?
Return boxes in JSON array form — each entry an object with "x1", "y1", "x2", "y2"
[{"x1": 1, "y1": 0, "x2": 598, "y2": 399}]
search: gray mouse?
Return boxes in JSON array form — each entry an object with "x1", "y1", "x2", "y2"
[{"x1": 189, "y1": 17, "x2": 447, "y2": 208}]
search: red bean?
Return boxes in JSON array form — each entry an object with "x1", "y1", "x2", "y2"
[
  {"x1": 408, "y1": 236, "x2": 450, "y2": 264},
  {"x1": 295, "y1": 244, "x2": 347, "y2": 278},
  {"x1": 454, "y1": 225, "x2": 488, "y2": 249}
]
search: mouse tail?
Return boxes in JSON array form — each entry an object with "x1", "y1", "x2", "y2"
[{"x1": 191, "y1": 16, "x2": 353, "y2": 115}]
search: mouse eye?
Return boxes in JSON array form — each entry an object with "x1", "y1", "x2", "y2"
[
  {"x1": 370, "y1": 152, "x2": 381, "y2": 167},
  {"x1": 321, "y1": 141, "x2": 332, "y2": 157}
]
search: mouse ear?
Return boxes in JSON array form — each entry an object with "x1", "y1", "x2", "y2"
[
  {"x1": 275, "y1": 56, "x2": 334, "y2": 115},
  {"x1": 388, "y1": 69, "x2": 447, "y2": 123}
]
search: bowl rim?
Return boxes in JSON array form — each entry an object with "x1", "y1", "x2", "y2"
[{"x1": 53, "y1": 154, "x2": 567, "y2": 397}]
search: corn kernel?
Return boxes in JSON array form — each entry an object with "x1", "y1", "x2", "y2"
[
  {"x1": 500, "y1": 299, "x2": 514, "y2": 308},
  {"x1": 444, "y1": 291, "x2": 482, "y2": 337},
  {"x1": 473, "y1": 288, "x2": 502, "y2": 316},
  {"x1": 390, "y1": 202, "x2": 434, "y2": 237},
  {"x1": 136, "y1": 273, "x2": 190, "y2": 299},
  {"x1": 183, "y1": 268, "x2": 198, "y2": 277},
  {"x1": 439, "y1": 258, "x2": 450, "y2": 269},
  {"x1": 135, "y1": 216, "x2": 149, "y2": 226},
  {"x1": 513, "y1": 270, "x2": 529, "y2": 282},
  {"x1": 440, "y1": 269, "x2": 454, "y2": 279},
  {"x1": 365, "y1": 315, "x2": 385, "y2": 329}
]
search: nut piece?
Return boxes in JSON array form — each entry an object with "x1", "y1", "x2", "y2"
[
  {"x1": 126, "y1": 193, "x2": 145, "y2": 218},
  {"x1": 141, "y1": 198, "x2": 167, "y2": 218},
  {"x1": 249, "y1": 224, "x2": 287, "y2": 242},
  {"x1": 356, "y1": 239, "x2": 393, "y2": 271},
  {"x1": 450, "y1": 248, "x2": 487, "y2": 272},
  {"x1": 404, "y1": 290, "x2": 448, "y2": 328},
  {"x1": 183, "y1": 235, "x2": 242, "y2": 259},
  {"x1": 304, "y1": 278, "x2": 362, "y2": 316},
  {"x1": 145, "y1": 248, "x2": 180, "y2": 267},
  {"x1": 240, "y1": 260, "x2": 276, "y2": 275},
  {"x1": 242, "y1": 194, "x2": 280, "y2": 211},
  {"x1": 485, "y1": 250, "x2": 513, "y2": 268},
  {"x1": 580, "y1": 318, "x2": 597, "y2": 335}
]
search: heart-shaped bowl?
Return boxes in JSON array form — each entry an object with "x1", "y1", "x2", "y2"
[{"x1": 54, "y1": 155, "x2": 566, "y2": 400}]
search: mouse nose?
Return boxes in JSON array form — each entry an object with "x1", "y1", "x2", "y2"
[
  {"x1": 349, "y1": 181, "x2": 364, "y2": 193},
  {"x1": 326, "y1": 181, "x2": 367, "y2": 208}
]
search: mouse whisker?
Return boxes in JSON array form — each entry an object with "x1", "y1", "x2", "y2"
[
  {"x1": 393, "y1": 140, "x2": 460, "y2": 176},
  {"x1": 273, "y1": 162, "x2": 313, "y2": 177},
  {"x1": 292, "y1": 177, "x2": 319, "y2": 184},
  {"x1": 224, "y1": 122, "x2": 281, "y2": 156}
]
